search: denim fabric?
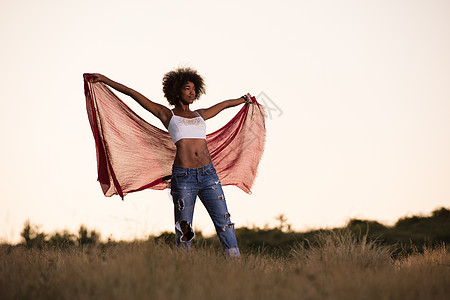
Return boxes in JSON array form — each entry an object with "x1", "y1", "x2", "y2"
[{"x1": 171, "y1": 162, "x2": 240, "y2": 257}]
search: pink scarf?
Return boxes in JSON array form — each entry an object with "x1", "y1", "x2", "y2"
[{"x1": 83, "y1": 74, "x2": 266, "y2": 199}]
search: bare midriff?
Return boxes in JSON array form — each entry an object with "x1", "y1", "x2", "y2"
[{"x1": 173, "y1": 138, "x2": 212, "y2": 168}]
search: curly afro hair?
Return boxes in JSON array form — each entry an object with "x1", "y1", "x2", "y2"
[{"x1": 162, "y1": 67, "x2": 206, "y2": 106}]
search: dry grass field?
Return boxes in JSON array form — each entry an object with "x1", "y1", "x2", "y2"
[{"x1": 1, "y1": 230, "x2": 449, "y2": 300}]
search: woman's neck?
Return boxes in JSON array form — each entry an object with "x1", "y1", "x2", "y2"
[{"x1": 174, "y1": 102, "x2": 190, "y2": 112}]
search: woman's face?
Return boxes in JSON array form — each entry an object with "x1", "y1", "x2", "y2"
[{"x1": 178, "y1": 81, "x2": 196, "y2": 105}]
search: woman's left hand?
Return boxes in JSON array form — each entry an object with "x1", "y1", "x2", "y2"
[
  {"x1": 245, "y1": 93, "x2": 254, "y2": 104},
  {"x1": 241, "y1": 93, "x2": 253, "y2": 103}
]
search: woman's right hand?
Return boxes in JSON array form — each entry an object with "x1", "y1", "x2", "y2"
[{"x1": 90, "y1": 73, "x2": 106, "y2": 83}]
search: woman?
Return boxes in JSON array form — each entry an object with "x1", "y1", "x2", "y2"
[{"x1": 90, "y1": 67, "x2": 251, "y2": 257}]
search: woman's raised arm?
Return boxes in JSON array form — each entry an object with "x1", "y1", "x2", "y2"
[
  {"x1": 90, "y1": 73, "x2": 172, "y2": 128},
  {"x1": 196, "y1": 93, "x2": 252, "y2": 120}
]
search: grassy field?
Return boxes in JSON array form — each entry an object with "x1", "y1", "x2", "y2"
[{"x1": 1, "y1": 230, "x2": 449, "y2": 300}]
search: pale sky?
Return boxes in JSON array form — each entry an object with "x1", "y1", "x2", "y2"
[{"x1": 1, "y1": 0, "x2": 449, "y2": 243}]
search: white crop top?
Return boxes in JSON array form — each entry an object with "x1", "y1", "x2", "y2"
[{"x1": 168, "y1": 110, "x2": 206, "y2": 144}]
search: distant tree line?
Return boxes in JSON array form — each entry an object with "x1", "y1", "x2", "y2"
[
  {"x1": 14, "y1": 207, "x2": 450, "y2": 256},
  {"x1": 229, "y1": 207, "x2": 450, "y2": 256},
  {"x1": 20, "y1": 221, "x2": 99, "y2": 249}
]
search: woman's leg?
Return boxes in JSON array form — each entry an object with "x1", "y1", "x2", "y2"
[
  {"x1": 198, "y1": 166, "x2": 240, "y2": 257},
  {"x1": 171, "y1": 167, "x2": 198, "y2": 250}
]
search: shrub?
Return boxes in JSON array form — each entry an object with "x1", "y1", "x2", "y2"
[
  {"x1": 20, "y1": 220, "x2": 47, "y2": 249},
  {"x1": 77, "y1": 226, "x2": 99, "y2": 246}
]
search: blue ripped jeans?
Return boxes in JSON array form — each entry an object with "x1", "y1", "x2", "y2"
[{"x1": 171, "y1": 162, "x2": 240, "y2": 257}]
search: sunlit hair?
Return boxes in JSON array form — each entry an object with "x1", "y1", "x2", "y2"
[{"x1": 162, "y1": 67, "x2": 206, "y2": 106}]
